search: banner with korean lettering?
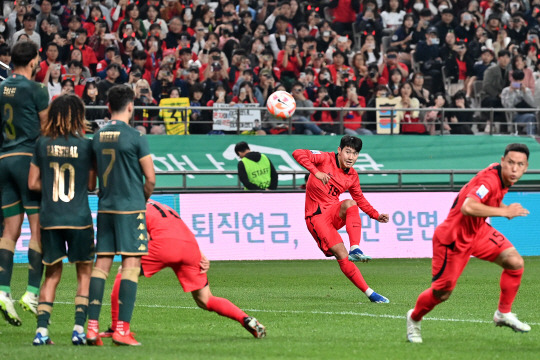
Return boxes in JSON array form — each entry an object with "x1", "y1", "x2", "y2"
[
  {"x1": 212, "y1": 103, "x2": 261, "y2": 131},
  {"x1": 178, "y1": 192, "x2": 459, "y2": 260}
]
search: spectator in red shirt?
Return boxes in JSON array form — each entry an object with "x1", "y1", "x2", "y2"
[
  {"x1": 326, "y1": 50, "x2": 354, "y2": 84},
  {"x1": 328, "y1": 0, "x2": 360, "y2": 36},
  {"x1": 72, "y1": 28, "x2": 98, "y2": 73},
  {"x1": 312, "y1": 86, "x2": 339, "y2": 134},
  {"x1": 277, "y1": 35, "x2": 303, "y2": 90},
  {"x1": 336, "y1": 81, "x2": 372, "y2": 135},
  {"x1": 377, "y1": 46, "x2": 409, "y2": 85},
  {"x1": 35, "y1": 42, "x2": 66, "y2": 83}
]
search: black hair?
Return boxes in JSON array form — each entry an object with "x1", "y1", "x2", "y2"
[
  {"x1": 234, "y1": 141, "x2": 250, "y2": 155},
  {"x1": 339, "y1": 135, "x2": 363, "y2": 152},
  {"x1": 45, "y1": 42, "x2": 59, "y2": 52},
  {"x1": 498, "y1": 49, "x2": 511, "y2": 58},
  {"x1": 504, "y1": 143, "x2": 529, "y2": 159},
  {"x1": 11, "y1": 41, "x2": 39, "y2": 68},
  {"x1": 0, "y1": 44, "x2": 10, "y2": 57},
  {"x1": 132, "y1": 49, "x2": 148, "y2": 60},
  {"x1": 67, "y1": 60, "x2": 83, "y2": 69},
  {"x1": 108, "y1": 85, "x2": 135, "y2": 113}
]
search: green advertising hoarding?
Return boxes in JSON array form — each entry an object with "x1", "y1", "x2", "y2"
[{"x1": 147, "y1": 135, "x2": 540, "y2": 189}]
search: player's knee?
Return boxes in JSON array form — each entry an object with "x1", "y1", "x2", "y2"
[
  {"x1": 504, "y1": 255, "x2": 524, "y2": 270},
  {"x1": 432, "y1": 288, "x2": 452, "y2": 302},
  {"x1": 343, "y1": 199, "x2": 357, "y2": 209}
]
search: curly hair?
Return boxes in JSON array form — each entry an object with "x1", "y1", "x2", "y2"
[{"x1": 42, "y1": 94, "x2": 87, "y2": 139}]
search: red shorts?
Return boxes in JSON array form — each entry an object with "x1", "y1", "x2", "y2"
[
  {"x1": 305, "y1": 202, "x2": 346, "y2": 257},
  {"x1": 431, "y1": 223, "x2": 513, "y2": 291},
  {"x1": 141, "y1": 236, "x2": 208, "y2": 293}
]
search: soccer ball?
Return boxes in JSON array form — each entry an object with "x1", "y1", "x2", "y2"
[{"x1": 267, "y1": 91, "x2": 296, "y2": 119}]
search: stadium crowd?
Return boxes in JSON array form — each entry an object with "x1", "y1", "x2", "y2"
[{"x1": 1, "y1": 0, "x2": 540, "y2": 135}]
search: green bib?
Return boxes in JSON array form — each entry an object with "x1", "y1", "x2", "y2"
[{"x1": 241, "y1": 154, "x2": 272, "y2": 190}]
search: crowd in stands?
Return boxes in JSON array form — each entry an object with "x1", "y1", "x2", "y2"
[{"x1": 1, "y1": 0, "x2": 539, "y2": 135}]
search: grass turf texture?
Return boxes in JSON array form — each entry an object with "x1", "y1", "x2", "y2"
[{"x1": 1, "y1": 258, "x2": 539, "y2": 359}]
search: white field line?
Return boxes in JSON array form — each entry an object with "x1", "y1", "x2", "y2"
[{"x1": 54, "y1": 301, "x2": 540, "y2": 326}]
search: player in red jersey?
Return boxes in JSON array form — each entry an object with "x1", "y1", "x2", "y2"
[
  {"x1": 98, "y1": 199, "x2": 266, "y2": 340},
  {"x1": 293, "y1": 135, "x2": 390, "y2": 303},
  {"x1": 406, "y1": 143, "x2": 531, "y2": 343}
]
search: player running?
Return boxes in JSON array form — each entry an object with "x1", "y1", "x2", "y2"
[
  {"x1": 406, "y1": 143, "x2": 531, "y2": 344},
  {"x1": 293, "y1": 135, "x2": 390, "y2": 303},
  {"x1": 0, "y1": 41, "x2": 50, "y2": 325},
  {"x1": 98, "y1": 199, "x2": 266, "y2": 340},
  {"x1": 28, "y1": 95, "x2": 96, "y2": 345},
  {"x1": 87, "y1": 85, "x2": 155, "y2": 346}
]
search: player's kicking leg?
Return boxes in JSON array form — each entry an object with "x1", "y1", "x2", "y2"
[
  {"x1": 33, "y1": 262, "x2": 62, "y2": 345},
  {"x1": 192, "y1": 285, "x2": 266, "y2": 338},
  {"x1": 329, "y1": 243, "x2": 388, "y2": 303},
  {"x1": 492, "y1": 247, "x2": 530, "y2": 332},
  {"x1": 339, "y1": 200, "x2": 371, "y2": 263}
]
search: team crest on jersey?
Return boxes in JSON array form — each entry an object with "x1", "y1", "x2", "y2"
[
  {"x1": 310, "y1": 150, "x2": 321, "y2": 154},
  {"x1": 476, "y1": 184, "x2": 489, "y2": 199}
]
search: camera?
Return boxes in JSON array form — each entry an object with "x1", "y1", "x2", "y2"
[
  {"x1": 308, "y1": 45, "x2": 314, "y2": 50},
  {"x1": 140, "y1": 88, "x2": 150, "y2": 94},
  {"x1": 212, "y1": 55, "x2": 221, "y2": 61},
  {"x1": 340, "y1": 70, "x2": 350, "y2": 78},
  {"x1": 368, "y1": 70, "x2": 377, "y2": 78},
  {"x1": 290, "y1": 44, "x2": 297, "y2": 49},
  {"x1": 323, "y1": 95, "x2": 330, "y2": 102},
  {"x1": 317, "y1": 53, "x2": 323, "y2": 58},
  {"x1": 222, "y1": 28, "x2": 231, "y2": 36},
  {"x1": 167, "y1": 57, "x2": 175, "y2": 63},
  {"x1": 212, "y1": 62, "x2": 222, "y2": 71},
  {"x1": 223, "y1": 11, "x2": 232, "y2": 17}
]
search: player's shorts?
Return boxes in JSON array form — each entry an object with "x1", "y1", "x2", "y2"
[
  {"x1": 96, "y1": 212, "x2": 148, "y2": 256},
  {"x1": 305, "y1": 202, "x2": 346, "y2": 257},
  {"x1": 141, "y1": 235, "x2": 208, "y2": 293},
  {"x1": 41, "y1": 227, "x2": 95, "y2": 265},
  {"x1": 431, "y1": 223, "x2": 514, "y2": 291},
  {"x1": 0, "y1": 155, "x2": 40, "y2": 217}
]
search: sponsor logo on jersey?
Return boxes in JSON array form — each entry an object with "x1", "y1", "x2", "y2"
[{"x1": 310, "y1": 150, "x2": 321, "y2": 154}]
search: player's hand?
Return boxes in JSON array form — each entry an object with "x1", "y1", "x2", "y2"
[
  {"x1": 315, "y1": 171, "x2": 331, "y2": 184},
  {"x1": 504, "y1": 203, "x2": 529, "y2": 220},
  {"x1": 378, "y1": 213, "x2": 389, "y2": 223},
  {"x1": 199, "y1": 253, "x2": 210, "y2": 273}
]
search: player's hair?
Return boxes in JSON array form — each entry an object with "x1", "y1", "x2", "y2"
[
  {"x1": 234, "y1": 141, "x2": 250, "y2": 156},
  {"x1": 339, "y1": 135, "x2": 363, "y2": 152},
  {"x1": 504, "y1": 143, "x2": 529, "y2": 159},
  {"x1": 11, "y1": 41, "x2": 39, "y2": 68},
  {"x1": 108, "y1": 85, "x2": 135, "y2": 113},
  {"x1": 42, "y1": 94, "x2": 87, "y2": 139}
]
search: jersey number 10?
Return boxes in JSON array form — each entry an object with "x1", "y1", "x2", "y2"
[{"x1": 50, "y1": 162, "x2": 75, "y2": 202}]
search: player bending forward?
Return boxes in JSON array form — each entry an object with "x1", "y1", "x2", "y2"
[
  {"x1": 407, "y1": 143, "x2": 532, "y2": 344},
  {"x1": 293, "y1": 135, "x2": 390, "y2": 303},
  {"x1": 98, "y1": 199, "x2": 266, "y2": 340}
]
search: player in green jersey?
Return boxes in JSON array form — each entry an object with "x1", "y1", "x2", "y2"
[
  {"x1": 87, "y1": 85, "x2": 155, "y2": 346},
  {"x1": 28, "y1": 94, "x2": 96, "y2": 346},
  {"x1": 0, "y1": 41, "x2": 49, "y2": 326}
]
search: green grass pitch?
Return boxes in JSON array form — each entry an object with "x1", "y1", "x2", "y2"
[{"x1": 1, "y1": 257, "x2": 539, "y2": 359}]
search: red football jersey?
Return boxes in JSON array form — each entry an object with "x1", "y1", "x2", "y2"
[
  {"x1": 436, "y1": 163, "x2": 509, "y2": 248},
  {"x1": 292, "y1": 149, "x2": 379, "y2": 219},
  {"x1": 146, "y1": 200, "x2": 198, "y2": 250}
]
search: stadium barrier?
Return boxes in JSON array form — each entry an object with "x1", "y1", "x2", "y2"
[
  {"x1": 86, "y1": 105, "x2": 540, "y2": 136},
  {"x1": 12, "y1": 192, "x2": 540, "y2": 263}
]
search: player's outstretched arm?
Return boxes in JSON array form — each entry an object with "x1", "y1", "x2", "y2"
[
  {"x1": 461, "y1": 197, "x2": 529, "y2": 219},
  {"x1": 292, "y1": 149, "x2": 323, "y2": 175},
  {"x1": 140, "y1": 155, "x2": 156, "y2": 200},
  {"x1": 28, "y1": 163, "x2": 42, "y2": 192}
]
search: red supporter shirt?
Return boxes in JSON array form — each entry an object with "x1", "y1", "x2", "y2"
[
  {"x1": 435, "y1": 163, "x2": 509, "y2": 250},
  {"x1": 277, "y1": 50, "x2": 301, "y2": 77},
  {"x1": 292, "y1": 149, "x2": 379, "y2": 219},
  {"x1": 35, "y1": 60, "x2": 66, "y2": 83},
  {"x1": 145, "y1": 200, "x2": 198, "y2": 251}
]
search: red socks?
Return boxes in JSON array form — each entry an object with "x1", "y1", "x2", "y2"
[
  {"x1": 346, "y1": 207, "x2": 362, "y2": 248},
  {"x1": 110, "y1": 271, "x2": 122, "y2": 331},
  {"x1": 498, "y1": 268, "x2": 523, "y2": 313},
  {"x1": 206, "y1": 296, "x2": 248, "y2": 323},
  {"x1": 337, "y1": 258, "x2": 368, "y2": 292},
  {"x1": 411, "y1": 288, "x2": 442, "y2": 321}
]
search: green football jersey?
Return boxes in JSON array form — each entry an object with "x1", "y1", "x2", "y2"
[
  {"x1": 0, "y1": 74, "x2": 49, "y2": 157},
  {"x1": 32, "y1": 135, "x2": 93, "y2": 228},
  {"x1": 92, "y1": 120, "x2": 150, "y2": 212}
]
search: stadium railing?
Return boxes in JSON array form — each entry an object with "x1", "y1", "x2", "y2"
[{"x1": 85, "y1": 105, "x2": 540, "y2": 136}]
